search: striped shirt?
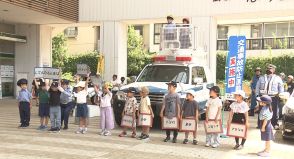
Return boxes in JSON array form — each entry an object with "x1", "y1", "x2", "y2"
[{"x1": 259, "y1": 106, "x2": 273, "y2": 120}]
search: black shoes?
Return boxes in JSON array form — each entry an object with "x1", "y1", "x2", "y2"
[{"x1": 163, "y1": 137, "x2": 170, "y2": 142}]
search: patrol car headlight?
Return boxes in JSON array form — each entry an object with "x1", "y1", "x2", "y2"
[{"x1": 116, "y1": 91, "x2": 126, "y2": 101}]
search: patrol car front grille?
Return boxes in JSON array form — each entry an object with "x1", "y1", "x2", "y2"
[{"x1": 134, "y1": 93, "x2": 164, "y2": 103}]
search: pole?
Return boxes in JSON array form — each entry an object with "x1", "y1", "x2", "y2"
[{"x1": 220, "y1": 51, "x2": 229, "y2": 138}]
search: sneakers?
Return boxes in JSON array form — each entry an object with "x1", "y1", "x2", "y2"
[
  {"x1": 211, "y1": 143, "x2": 219, "y2": 148},
  {"x1": 141, "y1": 134, "x2": 149, "y2": 140},
  {"x1": 236, "y1": 145, "x2": 244, "y2": 150},
  {"x1": 99, "y1": 130, "x2": 105, "y2": 136},
  {"x1": 37, "y1": 125, "x2": 43, "y2": 130},
  {"x1": 205, "y1": 143, "x2": 210, "y2": 147},
  {"x1": 233, "y1": 144, "x2": 240, "y2": 150},
  {"x1": 183, "y1": 139, "x2": 188, "y2": 144},
  {"x1": 137, "y1": 133, "x2": 144, "y2": 140},
  {"x1": 163, "y1": 137, "x2": 171, "y2": 142},
  {"x1": 82, "y1": 128, "x2": 88, "y2": 134},
  {"x1": 48, "y1": 127, "x2": 60, "y2": 132},
  {"x1": 193, "y1": 140, "x2": 198, "y2": 145},
  {"x1": 172, "y1": 138, "x2": 177, "y2": 143},
  {"x1": 63, "y1": 125, "x2": 68, "y2": 130},
  {"x1": 104, "y1": 131, "x2": 111, "y2": 136},
  {"x1": 119, "y1": 132, "x2": 127, "y2": 137},
  {"x1": 131, "y1": 132, "x2": 137, "y2": 138},
  {"x1": 75, "y1": 128, "x2": 83, "y2": 134},
  {"x1": 258, "y1": 151, "x2": 270, "y2": 157}
]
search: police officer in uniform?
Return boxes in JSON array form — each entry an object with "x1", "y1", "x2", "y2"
[
  {"x1": 256, "y1": 64, "x2": 284, "y2": 130},
  {"x1": 249, "y1": 67, "x2": 261, "y2": 116}
]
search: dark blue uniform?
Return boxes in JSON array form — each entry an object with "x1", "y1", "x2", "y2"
[{"x1": 17, "y1": 89, "x2": 32, "y2": 127}]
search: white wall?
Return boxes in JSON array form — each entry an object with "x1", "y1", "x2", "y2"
[
  {"x1": 80, "y1": 0, "x2": 294, "y2": 22},
  {"x1": 100, "y1": 21, "x2": 127, "y2": 81},
  {"x1": 15, "y1": 24, "x2": 52, "y2": 95},
  {"x1": 52, "y1": 26, "x2": 96, "y2": 55}
]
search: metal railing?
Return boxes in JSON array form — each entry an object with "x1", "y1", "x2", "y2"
[
  {"x1": 217, "y1": 37, "x2": 294, "y2": 50},
  {"x1": 160, "y1": 24, "x2": 196, "y2": 50}
]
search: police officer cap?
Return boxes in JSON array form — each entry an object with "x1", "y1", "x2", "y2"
[
  {"x1": 61, "y1": 79, "x2": 70, "y2": 85},
  {"x1": 209, "y1": 86, "x2": 220, "y2": 94},
  {"x1": 128, "y1": 87, "x2": 136, "y2": 93},
  {"x1": 166, "y1": 81, "x2": 177, "y2": 88},
  {"x1": 17, "y1": 78, "x2": 28, "y2": 86},
  {"x1": 257, "y1": 95, "x2": 272, "y2": 103},
  {"x1": 267, "y1": 64, "x2": 276, "y2": 69},
  {"x1": 255, "y1": 67, "x2": 261, "y2": 71}
]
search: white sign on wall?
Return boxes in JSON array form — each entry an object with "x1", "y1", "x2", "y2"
[
  {"x1": 0, "y1": 65, "x2": 14, "y2": 78},
  {"x1": 34, "y1": 67, "x2": 60, "y2": 79},
  {"x1": 77, "y1": 64, "x2": 90, "y2": 75}
]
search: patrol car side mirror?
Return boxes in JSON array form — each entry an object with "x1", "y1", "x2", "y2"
[{"x1": 193, "y1": 77, "x2": 203, "y2": 85}]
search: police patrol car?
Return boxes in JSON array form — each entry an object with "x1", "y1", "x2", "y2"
[{"x1": 113, "y1": 24, "x2": 214, "y2": 128}]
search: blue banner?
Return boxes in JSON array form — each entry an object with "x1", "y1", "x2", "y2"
[{"x1": 225, "y1": 36, "x2": 247, "y2": 99}]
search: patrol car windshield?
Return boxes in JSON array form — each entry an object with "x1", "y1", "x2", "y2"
[{"x1": 137, "y1": 65, "x2": 189, "y2": 84}]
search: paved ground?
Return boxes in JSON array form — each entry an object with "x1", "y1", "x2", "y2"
[{"x1": 0, "y1": 99, "x2": 293, "y2": 159}]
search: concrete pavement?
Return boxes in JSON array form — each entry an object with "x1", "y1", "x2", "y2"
[{"x1": 0, "y1": 99, "x2": 293, "y2": 159}]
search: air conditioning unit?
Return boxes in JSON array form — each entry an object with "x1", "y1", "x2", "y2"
[{"x1": 64, "y1": 27, "x2": 78, "y2": 38}]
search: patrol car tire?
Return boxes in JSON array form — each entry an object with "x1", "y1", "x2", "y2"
[{"x1": 200, "y1": 113, "x2": 206, "y2": 120}]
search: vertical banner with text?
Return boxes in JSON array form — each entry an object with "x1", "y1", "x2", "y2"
[{"x1": 225, "y1": 36, "x2": 246, "y2": 100}]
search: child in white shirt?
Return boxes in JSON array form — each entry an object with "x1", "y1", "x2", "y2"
[
  {"x1": 205, "y1": 86, "x2": 222, "y2": 148},
  {"x1": 94, "y1": 82, "x2": 114, "y2": 136},
  {"x1": 74, "y1": 76, "x2": 89, "y2": 134}
]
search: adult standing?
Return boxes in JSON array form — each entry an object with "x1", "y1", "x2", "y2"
[
  {"x1": 249, "y1": 67, "x2": 261, "y2": 116},
  {"x1": 180, "y1": 18, "x2": 191, "y2": 49},
  {"x1": 256, "y1": 64, "x2": 284, "y2": 130},
  {"x1": 111, "y1": 74, "x2": 121, "y2": 93},
  {"x1": 286, "y1": 75, "x2": 294, "y2": 94},
  {"x1": 164, "y1": 15, "x2": 178, "y2": 48}
]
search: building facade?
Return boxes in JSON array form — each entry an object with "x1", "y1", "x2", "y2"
[
  {"x1": 1, "y1": 0, "x2": 294, "y2": 98},
  {"x1": 0, "y1": 0, "x2": 78, "y2": 98}
]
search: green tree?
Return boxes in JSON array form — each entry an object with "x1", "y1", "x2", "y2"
[
  {"x1": 127, "y1": 26, "x2": 153, "y2": 76},
  {"x1": 52, "y1": 34, "x2": 68, "y2": 68}
]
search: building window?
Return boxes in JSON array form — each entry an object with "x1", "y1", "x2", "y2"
[
  {"x1": 217, "y1": 25, "x2": 228, "y2": 39},
  {"x1": 264, "y1": 23, "x2": 277, "y2": 37},
  {"x1": 277, "y1": 22, "x2": 289, "y2": 37},
  {"x1": 64, "y1": 27, "x2": 78, "y2": 38},
  {"x1": 217, "y1": 25, "x2": 228, "y2": 50},
  {"x1": 154, "y1": 23, "x2": 163, "y2": 44},
  {"x1": 134, "y1": 25, "x2": 143, "y2": 36}
]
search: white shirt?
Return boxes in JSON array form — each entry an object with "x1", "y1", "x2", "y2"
[
  {"x1": 230, "y1": 101, "x2": 249, "y2": 113},
  {"x1": 74, "y1": 90, "x2": 87, "y2": 104},
  {"x1": 111, "y1": 79, "x2": 121, "y2": 91},
  {"x1": 140, "y1": 96, "x2": 151, "y2": 114},
  {"x1": 206, "y1": 97, "x2": 222, "y2": 119},
  {"x1": 98, "y1": 91, "x2": 112, "y2": 107}
]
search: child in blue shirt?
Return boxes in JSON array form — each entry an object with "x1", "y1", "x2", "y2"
[
  {"x1": 256, "y1": 95, "x2": 274, "y2": 157},
  {"x1": 17, "y1": 78, "x2": 32, "y2": 128}
]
